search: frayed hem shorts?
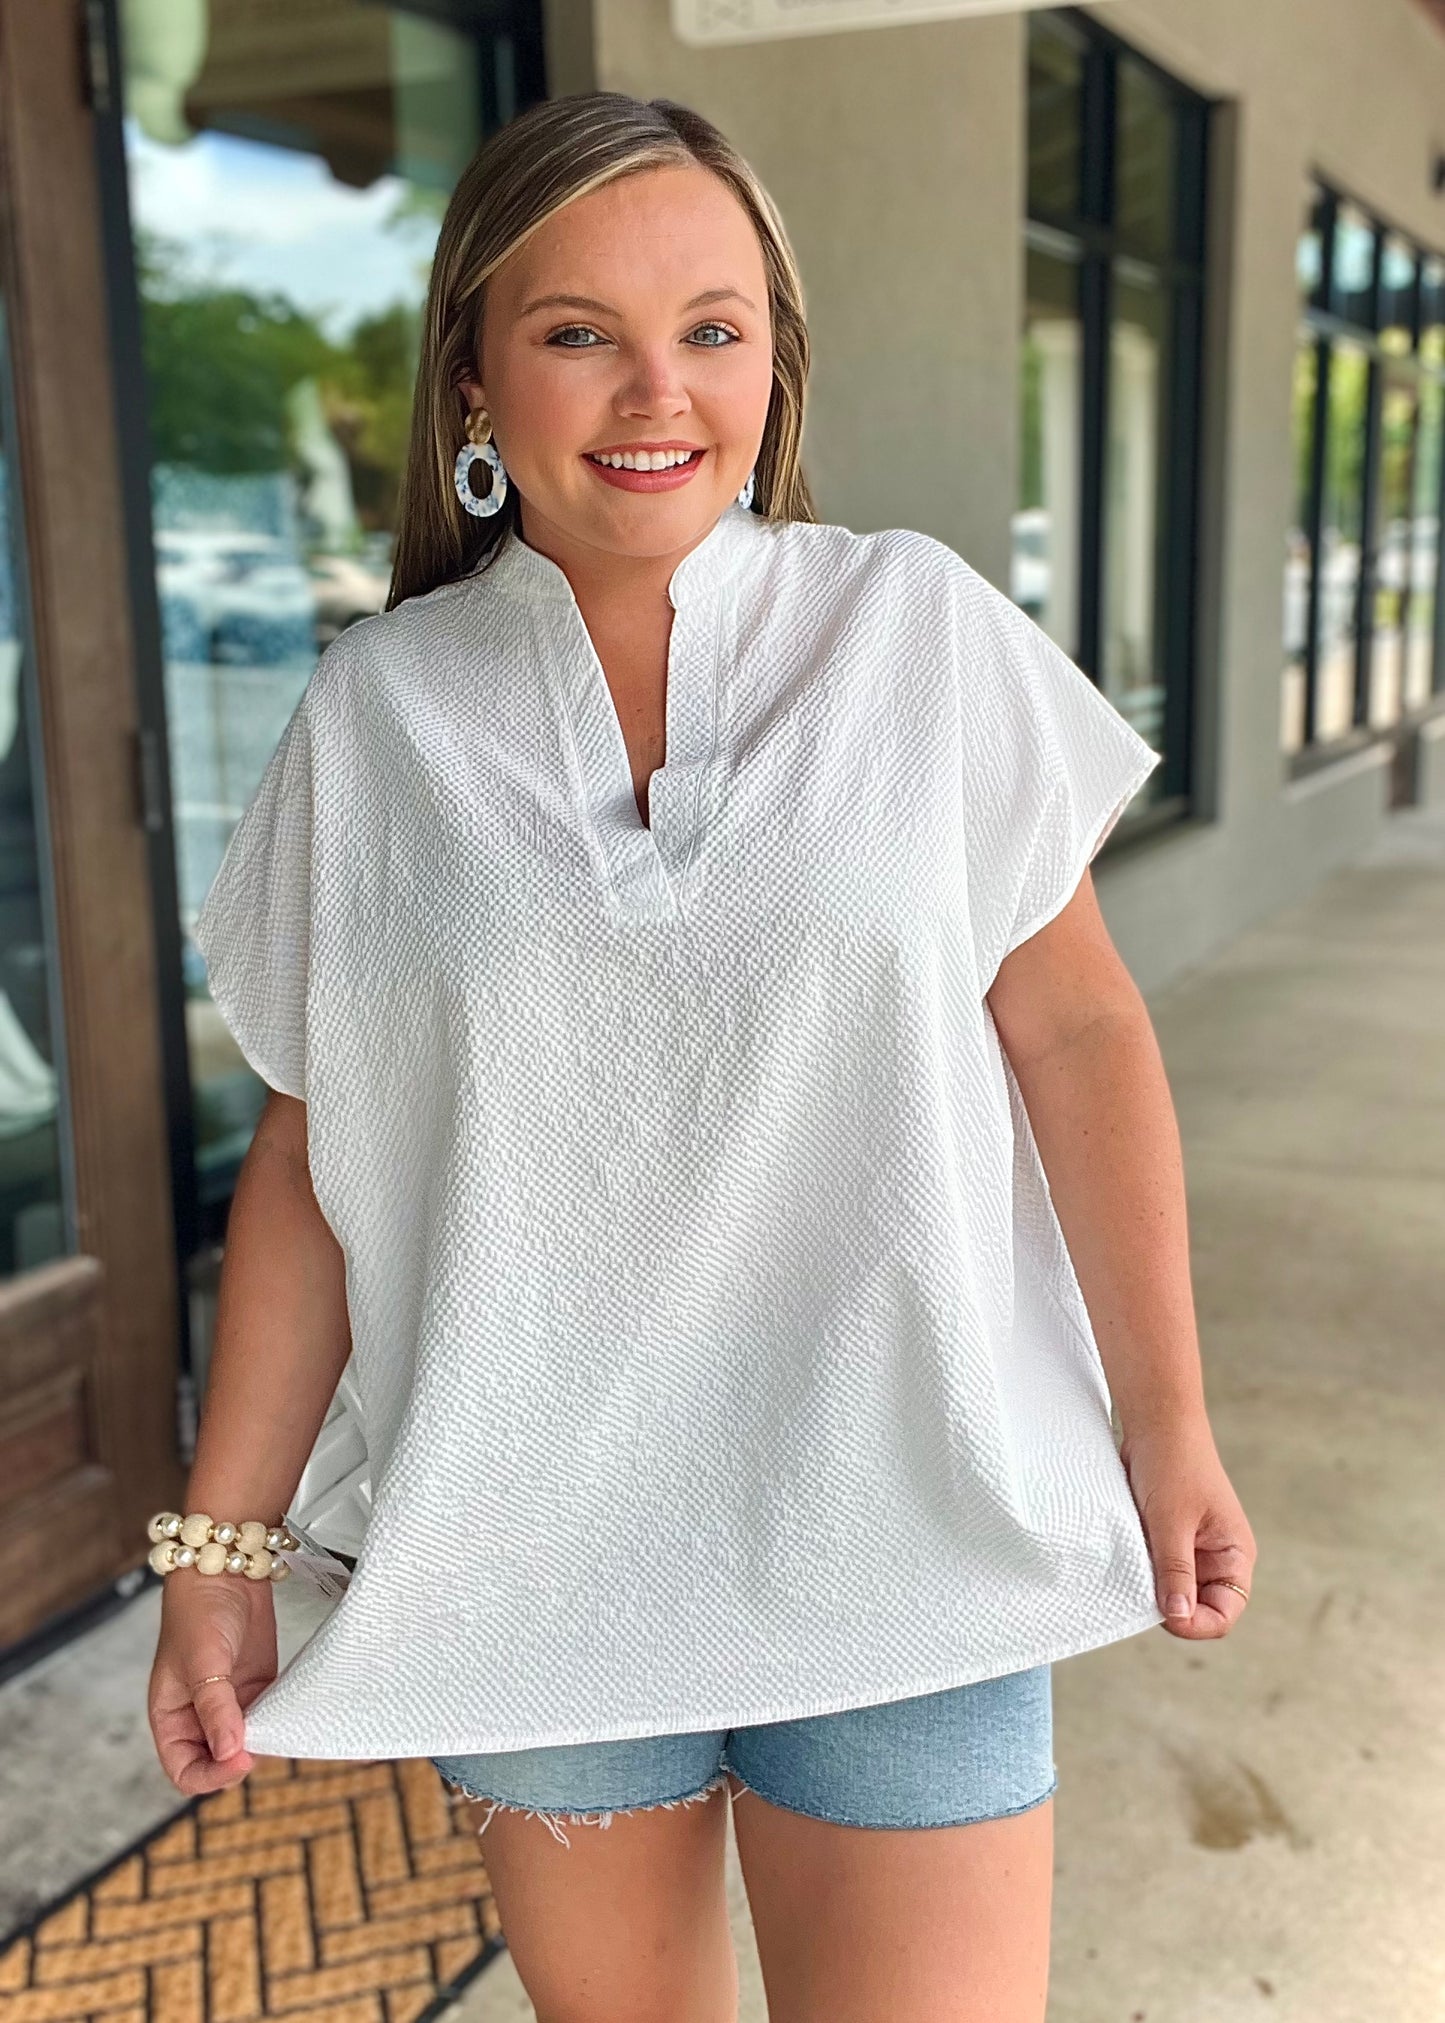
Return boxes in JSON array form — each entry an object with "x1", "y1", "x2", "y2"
[{"x1": 429, "y1": 1662, "x2": 1055, "y2": 1848}]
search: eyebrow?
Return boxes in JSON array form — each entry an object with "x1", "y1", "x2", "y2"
[{"x1": 518, "y1": 287, "x2": 759, "y2": 318}]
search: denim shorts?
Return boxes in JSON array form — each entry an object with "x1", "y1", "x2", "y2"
[{"x1": 430, "y1": 1663, "x2": 1055, "y2": 1847}]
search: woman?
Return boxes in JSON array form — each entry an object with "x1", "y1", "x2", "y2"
[{"x1": 149, "y1": 90, "x2": 1256, "y2": 2022}]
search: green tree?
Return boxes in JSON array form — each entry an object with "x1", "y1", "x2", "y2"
[
  {"x1": 134, "y1": 225, "x2": 424, "y2": 537},
  {"x1": 136, "y1": 226, "x2": 335, "y2": 473}
]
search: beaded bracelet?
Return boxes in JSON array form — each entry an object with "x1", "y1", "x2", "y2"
[{"x1": 147, "y1": 1510, "x2": 296, "y2": 1582}]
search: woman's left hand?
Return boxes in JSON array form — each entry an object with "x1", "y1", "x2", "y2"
[{"x1": 1118, "y1": 1416, "x2": 1258, "y2": 1638}]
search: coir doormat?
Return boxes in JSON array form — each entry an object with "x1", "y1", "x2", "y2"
[{"x1": 0, "y1": 1756, "x2": 504, "y2": 2023}]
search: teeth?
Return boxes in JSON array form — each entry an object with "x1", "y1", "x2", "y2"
[{"x1": 588, "y1": 448, "x2": 699, "y2": 470}]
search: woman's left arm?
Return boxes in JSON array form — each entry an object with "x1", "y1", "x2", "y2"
[{"x1": 986, "y1": 867, "x2": 1258, "y2": 1641}]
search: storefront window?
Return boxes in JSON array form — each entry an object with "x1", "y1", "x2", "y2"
[
  {"x1": 1379, "y1": 233, "x2": 1418, "y2": 356},
  {"x1": 1296, "y1": 188, "x2": 1328, "y2": 311},
  {"x1": 1114, "y1": 57, "x2": 1175, "y2": 267},
  {"x1": 1409, "y1": 257, "x2": 1445, "y2": 711},
  {"x1": 113, "y1": 0, "x2": 540, "y2": 1218},
  {"x1": 1283, "y1": 184, "x2": 1445, "y2": 757},
  {"x1": 1330, "y1": 203, "x2": 1377, "y2": 330},
  {"x1": 1102, "y1": 263, "x2": 1167, "y2": 748},
  {"x1": 1370, "y1": 365, "x2": 1418, "y2": 727},
  {"x1": 1020, "y1": 12, "x2": 1208, "y2": 821},
  {"x1": 1017, "y1": 241, "x2": 1082, "y2": 653},
  {"x1": 1282, "y1": 339, "x2": 1319, "y2": 753},
  {"x1": 1026, "y1": 15, "x2": 1084, "y2": 225},
  {"x1": 1314, "y1": 339, "x2": 1370, "y2": 741},
  {"x1": 0, "y1": 304, "x2": 68, "y2": 1273}
]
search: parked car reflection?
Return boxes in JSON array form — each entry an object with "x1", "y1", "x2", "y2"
[
  {"x1": 307, "y1": 548, "x2": 390, "y2": 648},
  {"x1": 156, "y1": 530, "x2": 316, "y2": 665}
]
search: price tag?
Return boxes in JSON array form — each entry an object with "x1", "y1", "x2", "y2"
[{"x1": 275, "y1": 1514, "x2": 354, "y2": 1602}]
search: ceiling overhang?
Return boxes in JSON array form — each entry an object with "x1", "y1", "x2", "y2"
[{"x1": 672, "y1": 0, "x2": 1111, "y2": 46}]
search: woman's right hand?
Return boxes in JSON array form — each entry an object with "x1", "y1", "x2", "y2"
[{"x1": 148, "y1": 1572, "x2": 279, "y2": 1793}]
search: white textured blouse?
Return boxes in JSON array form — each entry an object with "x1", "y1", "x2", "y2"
[{"x1": 193, "y1": 500, "x2": 1166, "y2": 1762}]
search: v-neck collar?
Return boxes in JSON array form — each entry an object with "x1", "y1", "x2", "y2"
[
  {"x1": 473, "y1": 504, "x2": 771, "y2": 925},
  {"x1": 472, "y1": 497, "x2": 768, "y2": 612}
]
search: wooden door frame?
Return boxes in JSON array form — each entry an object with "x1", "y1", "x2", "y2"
[{"x1": 0, "y1": 0, "x2": 185, "y2": 1648}]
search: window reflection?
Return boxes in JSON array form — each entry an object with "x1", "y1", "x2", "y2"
[
  {"x1": 1282, "y1": 340, "x2": 1319, "y2": 755},
  {"x1": 1409, "y1": 260, "x2": 1445, "y2": 710},
  {"x1": 1423, "y1": 258, "x2": 1445, "y2": 347},
  {"x1": 1297, "y1": 189, "x2": 1328, "y2": 313},
  {"x1": 1329, "y1": 204, "x2": 1377, "y2": 329},
  {"x1": 1102, "y1": 266, "x2": 1167, "y2": 759},
  {"x1": 1285, "y1": 187, "x2": 1445, "y2": 754},
  {"x1": 1369, "y1": 367, "x2": 1417, "y2": 727},
  {"x1": 1022, "y1": 12, "x2": 1205, "y2": 826},
  {"x1": 1379, "y1": 233, "x2": 1417, "y2": 357},
  {"x1": 1026, "y1": 15, "x2": 1083, "y2": 223},
  {"x1": 0, "y1": 308, "x2": 67, "y2": 1273},
  {"x1": 1405, "y1": 373, "x2": 1442, "y2": 711},
  {"x1": 1016, "y1": 245, "x2": 1082, "y2": 654},
  {"x1": 118, "y1": 1, "x2": 494, "y2": 1194},
  {"x1": 1115, "y1": 59, "x2": 1175, "y2": 266},
  {"x1": 1314, "y1": 340, "x2": 1370, "y2": 741}
]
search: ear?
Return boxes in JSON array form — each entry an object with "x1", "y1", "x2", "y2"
[{"x1": 456, "y1": 376, "x2": 486, "y2": 412}]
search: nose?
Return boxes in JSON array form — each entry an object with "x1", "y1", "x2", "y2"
[{"x1": 615, "y1": 343, "x2": 692, "y2": 418}]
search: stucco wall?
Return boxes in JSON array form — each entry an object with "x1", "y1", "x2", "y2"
[
  {"x1": 591, "y1": 0, "x2": 1025, "y2": 584},
  {"x1": 562, "y1": 0, "x2": 1445, "y2": 988}
]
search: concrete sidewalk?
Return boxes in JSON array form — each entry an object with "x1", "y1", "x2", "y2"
[{"x1": 458, "y1": 805, "x2": 1445, "y2": 2021}]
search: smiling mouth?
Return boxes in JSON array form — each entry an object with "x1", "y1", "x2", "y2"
[{"x1": 584, "y1": 448, "x2": 704, "y2": 471}]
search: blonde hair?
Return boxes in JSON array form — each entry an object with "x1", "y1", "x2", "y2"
[{"x1": 386, "y1": 90, "x2": 815, "y2": 610}]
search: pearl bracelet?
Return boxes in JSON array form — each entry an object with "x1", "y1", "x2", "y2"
[{"x1": 147, "y1": 1510, "x2": 297, "y2": 1582}]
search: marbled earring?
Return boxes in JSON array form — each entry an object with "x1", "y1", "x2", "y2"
[{"x1": 455, "y1": 407, "x2": 508, "y2": 518}]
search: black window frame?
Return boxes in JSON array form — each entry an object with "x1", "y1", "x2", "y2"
[
  {"x1": 1023, "y1": 6, "x2": 1212, "y2": 828},
  {"x1": 1288, "y1": 177, "x2": 1445, "y2": 769}
]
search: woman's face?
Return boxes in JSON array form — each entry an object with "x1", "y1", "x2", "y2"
[{"x1": 460, "y1": 162, "x2": 775, "y2": 569}]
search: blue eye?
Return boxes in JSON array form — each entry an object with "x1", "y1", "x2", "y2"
[{"x1": 544, "y1": 322, "x2": 740, "y2": 349}]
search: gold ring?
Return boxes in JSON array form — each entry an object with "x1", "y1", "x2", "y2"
[
  {"x1": 1201, "y1": 1578, "x2": 1250, "y2": 1602},
  {"x1": 191, "y1": 1673, "x2": 232, "y2": 1688}
]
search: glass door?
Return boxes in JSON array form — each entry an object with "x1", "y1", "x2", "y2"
[
  {"x1": 94, "y1": 1, "x2": 545, "y2": 1467},
  {"x1": 0, "y1": 302, "x2": 69, "y2": 1276},
  {"x1": 105, "y1": 0, "x2": 542, "y2": 1244}
]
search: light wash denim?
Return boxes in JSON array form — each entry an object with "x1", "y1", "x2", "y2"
[{"x1": 431, "y1": 1663, "x2": 1055, "y2": 1847}]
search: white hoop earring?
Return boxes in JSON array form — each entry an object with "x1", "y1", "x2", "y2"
[
  {"x1": 455, "y1": 407, "x2": 508, "y2": 519},
  {"x1": 737, "y1": 467, "x2": 756, "y2": 511}
]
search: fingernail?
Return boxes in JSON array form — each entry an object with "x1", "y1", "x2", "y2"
[{"x1": 1165, "y1": 1593, "x2": 1191, "y2": 1618}]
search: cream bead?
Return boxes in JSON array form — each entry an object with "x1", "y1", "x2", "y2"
[{"x1": 143, "y1": 1509, "x2": 304, "y2": 1577}]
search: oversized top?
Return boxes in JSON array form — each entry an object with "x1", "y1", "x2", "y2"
[{"x1": 193, "y1": 500, "x2": 1166, "y2": 1762}]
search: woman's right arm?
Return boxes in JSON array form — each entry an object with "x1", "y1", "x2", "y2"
[{"x1": 148, "y1": 1087, "x2": 353, "y2": 1794}]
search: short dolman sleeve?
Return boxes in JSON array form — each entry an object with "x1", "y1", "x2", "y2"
[
  {"x1": 952, "y1": 563, "x2": 1162, "y2": 993},
  {"x1": 191, "y1": 677, "x2": 317, "y2": 1102}
]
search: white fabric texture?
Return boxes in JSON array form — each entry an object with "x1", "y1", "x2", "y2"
[{"x1": 192, "y1": 501, "x2": 1166, "y2": 1761}]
